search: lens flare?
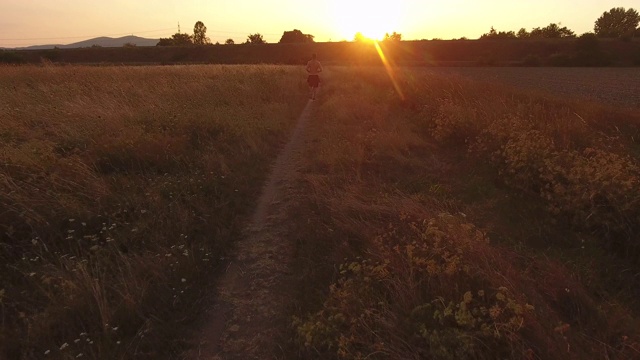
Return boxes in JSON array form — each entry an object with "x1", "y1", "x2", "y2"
[{"x1": 373, "y1": 41, "x2": 405, "y2": 100}]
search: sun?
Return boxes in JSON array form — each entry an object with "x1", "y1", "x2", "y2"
[{"x1": 331, "y1": 0, "x2": 403, "y2": 40}]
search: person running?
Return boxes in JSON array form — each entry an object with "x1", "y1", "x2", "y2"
[{"x1": 306, "y1": 53, "x2": 323, "y2": 100}]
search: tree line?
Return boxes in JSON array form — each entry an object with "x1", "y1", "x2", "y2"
[
  {"x1": 481, "y1": 7, "x2": 639, "y2": 40},
  {"x1": 157, "y1": 23, "x2": 315, "y2": 46},
  {"x1": 157, "y1": 7, "x2": 639, "y2": 47}
]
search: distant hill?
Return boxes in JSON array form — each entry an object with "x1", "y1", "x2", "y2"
[{"x1": 17, "y1": 36, "x2": 159, "y2": 50}]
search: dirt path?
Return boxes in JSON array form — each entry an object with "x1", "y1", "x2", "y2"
[{"x1": 184, "y1": 97, "x2": 316, "y2": 359}]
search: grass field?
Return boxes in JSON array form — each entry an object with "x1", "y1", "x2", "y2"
[
  {"x1": 2, "y1": 64, "x2": 640, "y2": 359},
  {"x1": 291, "y1": 66, "x2": 640, "y2": 359},
  {"x1": 0, "y1": 64, "x2": 307, "y2": 358}
]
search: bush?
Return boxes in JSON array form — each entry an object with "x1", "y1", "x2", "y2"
[
  {"x1": 472, "y1": 114, "x2": 640, "y2": 256},
  {"x1": 521, "y1": 54, "x2": 541, "y2": 67},
  {"x1": 546, "y1": 53, "x2": 572, "y2": 66},
  {"x1": 295, "y1": 214, "x2": 535, "y2": 359},
  {"x1": 0, "y1": 51, "x2": 25, "y2": 64}
]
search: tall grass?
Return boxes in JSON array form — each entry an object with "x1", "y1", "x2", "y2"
[
  {"x1": 291, "y1": 66, "x2": 640, "y2": 359},
  {"x1": 0, "y1": 64, "x2": 307, "y2": 359}
]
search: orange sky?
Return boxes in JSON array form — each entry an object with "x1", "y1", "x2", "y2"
[{"x1": 0, "y1": 0, "x2": 638, "y2": 47}]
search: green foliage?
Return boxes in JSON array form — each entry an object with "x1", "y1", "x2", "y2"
[
  {"x1": 279, "y1": 29, "x2": 314, "y2": 43},
  {"x1": 595, "y1": 7, "x2": 640, "y2": 38}
]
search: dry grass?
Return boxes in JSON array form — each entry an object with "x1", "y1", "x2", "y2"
[
  {"x1": 0, "y1": 64, "x2": 307, "y2": 359},
  {"x1": 290, "y1": 66, "x2": 640, "y2": 359}
]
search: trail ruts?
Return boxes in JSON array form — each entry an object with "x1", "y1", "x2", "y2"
[{"x1": 185, "y1": 97, "x2": 316, "y2": 359}]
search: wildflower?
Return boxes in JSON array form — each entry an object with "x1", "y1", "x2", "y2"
[
  {"x1": 112, "y1": 326, "x2": 118, "y2": 331},
  {"x1": 29, "y1": 272, "x2": 36, "y2": 277},
  {"x1": 74, "y1": 339, "x2": 81, "y2": 343},
  {"x1": 140, "y1": 210, "x2": 147, "y2": 214},
  {"x1": 181, "y1": 278, "x2": 186, "y2": 283},
  {"x1": 76, "y1": 353, "x2": 84, "y2": 358},
  {"x1": 60, "y1": 343, "x2": 69, "y2": 350},
  {"x1": 69, "y1": 219, "x2": 75, "y2": 222},
  {"x1": 31, "y1": 239, "x2": 38, "y2": 245},
  {"x1": 44, "y1": 350, "x2": 50, "y2": 355},
  {"x1": 116, "y1": 341, "x2": 121, "y2": 345}
]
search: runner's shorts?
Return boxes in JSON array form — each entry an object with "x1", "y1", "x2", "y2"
[{"x1": 307, "y1": 75, "x2": 320, "y2": 88}]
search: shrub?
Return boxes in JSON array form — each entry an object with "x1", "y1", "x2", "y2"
[
  {"x1": 521, "y1": 54, "x2": 541, "y2": 67},
  {"x1": 295, "y1": 214, "x2": 535, "y2": 359},
  {"x1": 472, "y1": 114, "x2": 640, "y2": 255},
  {"x1": 0, "y1": 51, "x2": 25, "y2": 64},
  {"x1": 546, "y1": 53, "x2": 572, "y2": 66}
]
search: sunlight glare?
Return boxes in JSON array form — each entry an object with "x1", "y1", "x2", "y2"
[
  {"x1": 331, "y1": 0, "x2": 403, "y2": 40},
  {"x1": 374, "y1": 41, "x2": 405, "y2": 100}
]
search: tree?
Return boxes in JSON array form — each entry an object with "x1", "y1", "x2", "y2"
[
  {"x1": 279, "y1": 29, "x2": 314, "y2": 43},
  {"x1": 595, "y1": 7, "x2": 640, "y2": 38},
  {"x1": 157, "y1": 32, "x2": 193, "y2": 46},
  {"x1": 353, "y1": 32, "x2": 368, "y2": 42},
  {"x1": 529, "y1": 23, "x2": 575, "y2": 38},
  {"x1": 382, "y1": 32, "x2": 402, "y2": 41},
  {"x1": 225, "y1": 38, "x2": 235, "y2": 45},
  {"x1": 246, "y1": 33, "x2": 266, "y2": 44},
  {"x1": 517, "y1": 28, "x2": 530, "y2": 38},
  {"x1": 480, "y1": 27, "x2": 516, "y2": 39},
  {"x1": 193, "y1": 21, "x2": 211, "y2": 45}
]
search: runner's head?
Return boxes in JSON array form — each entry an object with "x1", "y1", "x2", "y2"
[{"x1": 311, "y1": 53, "x2": 317, "y2": 60}]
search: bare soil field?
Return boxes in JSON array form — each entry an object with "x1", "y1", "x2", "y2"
[{"x1": 431, "y1": 67, "x2": 640, "y2": 108}]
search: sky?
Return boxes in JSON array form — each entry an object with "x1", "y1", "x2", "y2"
[{"x1": 0, "y1": 0, "x2": 638, "y2": 47}]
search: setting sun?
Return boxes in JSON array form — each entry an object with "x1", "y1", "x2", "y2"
[{"x1": 330, "y1": 0, "x2": 404, "y2": 40}]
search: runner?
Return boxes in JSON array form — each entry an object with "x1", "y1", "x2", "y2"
[{"x1": 306, "y1": 53, "x2": 323, "y2": 100}]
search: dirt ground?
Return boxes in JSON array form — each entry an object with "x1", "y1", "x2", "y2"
[
  {"x1": 429, "y1": 67, "x2": 640, "y2": 108},
  {"x1": 183, "y1": 97, "x2": 315, "y2": 360}
]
